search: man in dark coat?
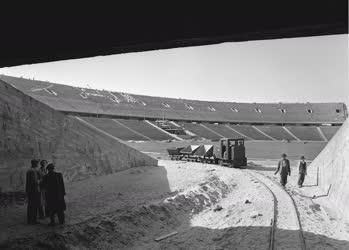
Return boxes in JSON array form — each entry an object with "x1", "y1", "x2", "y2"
[
  {"x1": 275, "y1": 153, "x2": 291, "y2": 186},
  {"x1": 38, "y1": 159, "x2": 48, "y2": 218},
  {"x1": 41, "y1": 163, "x2": 66, "y2": 226},
  {"x1": 25, "y1": 159, "x2": 41, "y2": 224},
  {"x1": 297, "y1": 156, "x2": 307, "y2": 188}
]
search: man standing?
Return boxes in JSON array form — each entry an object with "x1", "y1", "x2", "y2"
[
  {"x1": 41, "y1": 163, "x2": 66, "y2": 226},
  {"x1": 38, "y1": 160, "x2": 48, "y2": 218},
  {"x1": 298, "y1": 156, "x2": 307, "y2": 188},
  {"x1": 25, "y1": 159, "x2": 41, "y2": 224},
  {"x1": 275, "y1": 153, "x2": 291, "y2": 187}
]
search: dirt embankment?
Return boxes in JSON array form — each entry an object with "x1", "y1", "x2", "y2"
[
  {"x1": 3, "y1": 160, "x2": 348, "y2": 249},
  {"x1": 1, "y1": 172, "x2": 233, "y2": 249},
  {"x1": 0, "y1": 80, "x2": 156, "y2": 193}
]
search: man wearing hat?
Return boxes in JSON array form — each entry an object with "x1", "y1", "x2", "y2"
[
  {"x1": 41, "y1": 163, "x2": 66, "y2": 226},
  {"x1": 275, "y1": 153, "x2": 291, "y2": 186},
  {"x1": 298, "y1": 156, "x2": 307, "y2": 188}
]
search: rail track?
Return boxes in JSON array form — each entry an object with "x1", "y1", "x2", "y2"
[{"x1": 246, "y1": 170, "x2": 306, "y2": 250}]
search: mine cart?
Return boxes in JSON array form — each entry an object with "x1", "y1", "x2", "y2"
[
  {"x1": 179, "y1": 145, "x2": 200, "y2": 161},
  {"x1": 193, "y1": 145, "x2": 215, "y2": 163},
  {"x1": 216, "y1": 138, "x2": 247, "y2": 168},
  {"x1": 167, "y1": 147, "x2": 184, "y2": 160}
]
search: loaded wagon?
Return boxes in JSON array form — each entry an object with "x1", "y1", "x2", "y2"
[
  {"x1": 193, "y1": 145, "x2": 216, "y2": 164},
  {"x1": 180, "y1": 145, "x2": 200, "y2": 161},
  {"x1": 166, "y1": 138, "x2": 247, "y2": 168},
  {"x1": 167, "y1": 147, "x2": 184, "y2": 160}
]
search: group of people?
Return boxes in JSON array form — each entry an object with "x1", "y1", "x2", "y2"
[
  {"x1": 275, "y1": 153, "x2": 307, "y2": 187},
  {"x1": 25, "y1": 159, "x2": 66, "y2": 226},
  {"x1": 24, "y1": 153, "x2": 306, "y2": 225}
]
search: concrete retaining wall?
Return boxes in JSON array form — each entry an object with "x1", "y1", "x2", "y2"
[
  {"x1": 127, "y1": 140, "x2": 326, "y2": 161},
  {"x1": 310, "y1": 118, "x2": 349, "y2": 221},
  {"x1": 0, "y1": 80, "x2": 157, "y2": 192}
]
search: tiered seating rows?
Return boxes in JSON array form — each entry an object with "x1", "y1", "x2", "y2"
[
  {"x1": 2, "y1": 75, "x2": 345, "y2": 124},
  {"x1": 82, "y1": 117, "x2": 149, "y2": 141},
  {"x1": 203, "y1": 123, "x2": 246, "y2": 139},
  {"x1": 82, "y1": 117, "x2": 173, "y2": 141},
  {"x1": 319, "y1": 126, "x2": 340, "y2": 141},
  {"x1": 229, "y1": 125, "x2": 272, "y2": 140},
  {"x1": 80, "y1": 117, "x2": 340, "y2": 142},
  {"x1": 116, "y1": 119, "x2": 173, "y2": 140},
  {"x1": 178, "y1": 122, "x2": 221, "y2": 140},
  {"x1": 286, "y1": 126, "x2": 323, "y2": 141},
  {"x1": 254, "y1": 125, "x2": 295, "y2": 141}
]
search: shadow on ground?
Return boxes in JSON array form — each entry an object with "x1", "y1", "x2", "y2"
[
  {"x1": 160, "y1": 226, "x2": 349, "y2": 250},
  {"x1": 247, "y1": 162, "x2": 275, "y2": 172},
  {"x1": 1, "y1": 164, "x2": 348, "y2": 249},
  {"x1": 2, "y1": 224, "x2": 349, "y2": 249},
  {"x1": 0, "y1": 165, "x2": 172, "y2": 245}
]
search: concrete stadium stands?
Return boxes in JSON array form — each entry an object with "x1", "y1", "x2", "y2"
[
  {"x1": 228, "y1": 125, "x2": 272, "y2": 140},
  {"x1": 82, "y1": 117, "x2": 174, "y2": 141},
  {"x1": 80, "y1": 118, "x2": 337, "y2": 143},
  {"x1": 0, "y1": 75, "x2": 345, "y2": 144},
  {"x1": 81, "y1": 117, "x2": 151, "y2": 141},
  {"x1": 128, "y1": 139, "x2": 327, "y2": 161},
  {"x1": 286, "y1": 126, "x2": 324, "y2": 141},
  {"x1": 254, "y1": 125, "x2": 295, "y2": 141},
  {"x1": 178, "y1": 122, "x2": 221, "y2": 140},
  {"x1": 116, "y1": 119, "x2": 174, "y2": 141},
  {"x1": 319, "y1": 126, "x2": 341, "y2": 141},
  {"x1": 203, "y1": 123, "x2": 245, "y2": 139},
  {"x1": 184, "y1": 124, "x2": 340, "y2": 142},
  {"x1": 152, "y1": 120, "x2": 186, "y2": 135},
  {"x1": 1, "y1": 75, "x2": 346, "y2": 124},
  {"x1": 0, "y1": 80, "x2": 157, "y2": 191}
]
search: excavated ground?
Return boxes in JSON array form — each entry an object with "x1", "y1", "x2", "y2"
[{"x1": 1, "y1": 160, "x2": 349, "y2": 249}]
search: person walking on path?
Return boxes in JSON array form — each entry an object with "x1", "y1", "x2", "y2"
[
  {"x1": 275, "y1": 153, "x2": 291, "y2": 187},
  {"x1": 297, "y1": 156, "x2": 307, "y2": 188}
]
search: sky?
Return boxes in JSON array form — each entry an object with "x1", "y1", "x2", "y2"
[{"x1": 0, "y1": 34, "x2": 347, "y2": 103}]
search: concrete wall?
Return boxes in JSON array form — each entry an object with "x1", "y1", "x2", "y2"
[
  {"x1": 127, "y1": 140, "x2": 326, "y2": 161},
  {"x1": 0, "y1": 80, "x2": 157, "y2": 192},
  {"x1": 310, "y1": 118, "x2": 349, "y2": 221}
]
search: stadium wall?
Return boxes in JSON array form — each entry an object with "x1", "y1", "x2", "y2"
[
  {"x1": 0, "y1": 80, "x2": 157, "y2": 192},
  {"x1": 126, "y1": 140, "x2": 326, "y2": 161},
  {"x1": 310, "y1": 117, "x2": 349, "y2": 222}
]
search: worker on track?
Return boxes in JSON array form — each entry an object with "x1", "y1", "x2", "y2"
[
  {"x1": 275, "y1": 153, "x2": 291, "y2": 186},
  {"x1": 297, "y1": 156, "x2": 307, "y2": 188}
]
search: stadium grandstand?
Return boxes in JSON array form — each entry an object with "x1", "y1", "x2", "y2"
[{"x1": 0, "y1": 75, "x2": 346, "y2": 143}]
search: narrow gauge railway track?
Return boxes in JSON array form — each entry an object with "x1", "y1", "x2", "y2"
[{"x1": 246, "y1": 170, "x2": 306, "y2": 250}]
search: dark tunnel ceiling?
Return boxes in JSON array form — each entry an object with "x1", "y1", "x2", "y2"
[{"x1": 0, "y1": 3, "x2": 347, "y2": 68}]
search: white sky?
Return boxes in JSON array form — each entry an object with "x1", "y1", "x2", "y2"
[{"x1": 0, "y1": 34, "x2": 347, "y2": 103}]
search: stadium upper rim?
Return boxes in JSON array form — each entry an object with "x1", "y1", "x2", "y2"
[{"x1": 0, "y1": 75, "x2": 347, "y2": 125}]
